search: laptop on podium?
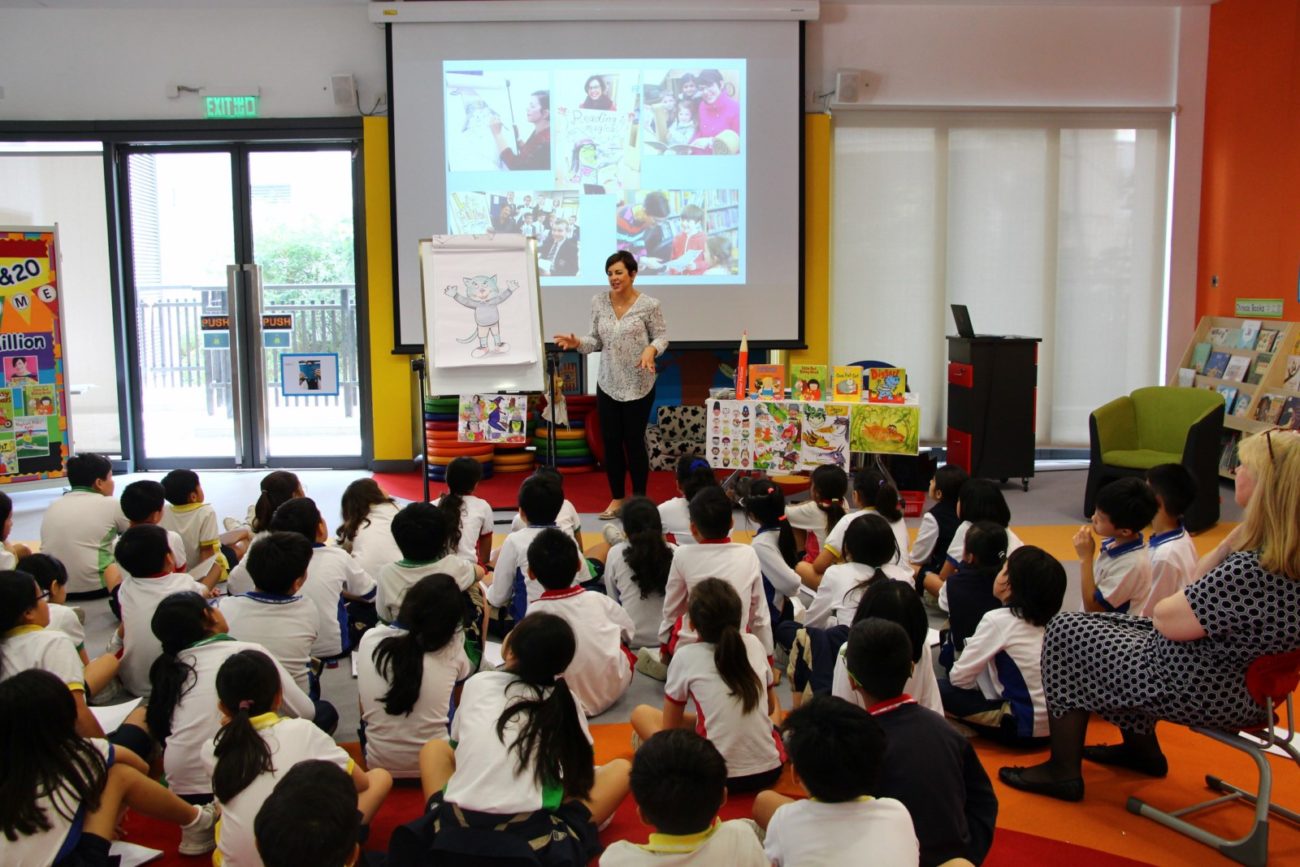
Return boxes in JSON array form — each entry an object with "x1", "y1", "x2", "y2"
[{"x1": 950, "y1": 304, "x2": 1006, "y2": 340}]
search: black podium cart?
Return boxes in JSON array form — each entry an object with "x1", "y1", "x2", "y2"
[{"x1": 945, "y1": 335, "x2": 1040, "y2": 491}]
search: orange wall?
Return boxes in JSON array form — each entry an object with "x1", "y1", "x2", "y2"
[{"x1": 1197, "y1": 0, "x2": 1300, "y2": 320}]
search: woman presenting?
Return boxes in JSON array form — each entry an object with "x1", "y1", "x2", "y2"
[{"x1": 554, "y1": 251, "x2": 668, "y2": 519}]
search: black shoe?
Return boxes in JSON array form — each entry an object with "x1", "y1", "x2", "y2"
[
  {"x1": 1082, "y1": 743, "x2": 1169, "y2": 777},
  {"x1": 998, "y1": 766, "x2": 1084, "y2": 802}
]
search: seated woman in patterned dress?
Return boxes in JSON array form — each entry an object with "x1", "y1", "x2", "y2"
[{"x1": 1000, "y1": 428, "x2": 1300, "y2": 801}]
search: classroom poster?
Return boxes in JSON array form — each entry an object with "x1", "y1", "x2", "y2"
[
  {"x1": 706, "y1": 399, "x2": 850, "y2": 472},
  {"x1": 850, "y1": 402, "x2": 921, "y2": 456},
  {"x1": 280, "y1": 352, "x2": 340, "y2": 397},
  {"x1": 798, "y1": 402, "x2": 850, "y2": 469},
  {"x1": 458, "y1": 393, "x2": 527, "y2": 444},
  {"x1": 0, "y1": 228, "x2": 70, "y2": 484}
]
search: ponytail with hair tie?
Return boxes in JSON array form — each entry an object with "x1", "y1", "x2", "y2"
[{"x1": 211, "y1": 650, "x2": 280, "y2": 803}]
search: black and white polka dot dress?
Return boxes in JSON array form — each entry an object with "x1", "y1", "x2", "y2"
[{"x1": 1042, "y1": 551, "x2": 1300, "y2": 734}]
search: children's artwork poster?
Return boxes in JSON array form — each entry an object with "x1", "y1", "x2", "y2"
[
  {"x1": 798, "y1": 403, "x2": 850, "y2": 469},
  {"x1": 705, "y1": 400, "x2": 850, "y2": 472},
  {"x1": 458, "y1": 393, "x2": 527, "y2": 444},
  {"x1": 849, "y1": 399, "x2": 922, "y2": 456},
  {"x1": 280, "y1": 353, "x2": 340, "y2": 397},
  {"x1": 0, "y1": 228, "x2": 70, "y2": 484},
  {"x1": 707, "y1": 400, "x2": 756, "y2": 471}
]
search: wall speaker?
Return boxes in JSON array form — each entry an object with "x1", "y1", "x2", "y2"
[
  {"x1": 835, "y1": 69, "x2": 862, "y2": 103},
  {"x1": 331, "y1": 74, "x2": 357, "y2": 108}
]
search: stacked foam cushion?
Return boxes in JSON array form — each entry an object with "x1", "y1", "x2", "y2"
[
  {"x1": 424, "y1": 396, "x2": 494, "y2": 484},
  {"x1": 533, "y1": 413, "x2": 595, "y2": 474},
  {"x1": 493, "y1": 441, "x2": 535, "y2": 474}
]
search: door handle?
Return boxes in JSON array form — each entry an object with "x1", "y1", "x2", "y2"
[
  {"x1": 244, "y1": 263, "x2": 268, "y2": 464},
  {"x1": 225, "y1": 265, "x2": 246, "y2": 466}
]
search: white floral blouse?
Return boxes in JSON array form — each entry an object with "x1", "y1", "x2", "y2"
[{"x1": 576, "y1": 292, "x2": 670, "y2": 402}]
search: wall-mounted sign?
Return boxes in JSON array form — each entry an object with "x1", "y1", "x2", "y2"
[{"x1": 1234, "y1": 298, "x2": 1284, "y2": 319}]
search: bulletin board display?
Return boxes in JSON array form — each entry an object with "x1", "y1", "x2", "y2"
[{"x1": 0, "y1": 228, "x2": 70, "y2": 484}]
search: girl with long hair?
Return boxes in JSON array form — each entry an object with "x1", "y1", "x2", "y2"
[
  {"x1": 434, "y1": 456, "x2": 494, "y2": 567},
  {"x1": 336, "y1": 478, "x2": 402, "y2": 581},
  {"x1": 249, "y1": 471, "x2": 302, "y2": 535},
  {"x1": 804, "y1": 513, "x2": 912, "y2": 630},
  {"x1": 740, "y1": 479, "x2": 803, "y2": 649},
  {"x1": 602, "y1": 496, "x2": 673, "y2": 649},
  {"x1": 785, "y1": 464, "x2": 847, "y2": 561},
  {"x1": 798, "y1": 467, "x2": 908, "y2": 589}
]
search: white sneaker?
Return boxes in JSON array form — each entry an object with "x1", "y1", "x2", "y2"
[
  {"x1": 635, "y1": 647, "x2": 668, "y2": 681},
  {"x1": 222, "y1": 517, "x2": 242, "y2": 532},
  {"x1": 602, "y1": 524, "x2": 627, "y2": 547},
  {"x1": 178, "y1": 802, "x2": 218, "y2": 856}
]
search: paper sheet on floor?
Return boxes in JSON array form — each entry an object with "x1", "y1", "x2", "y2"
[
  {"x1": 109, "y1": 841, "x2": 162, "y2": 866},
  {"x1": 91, "y1": 698, "x2": 142, "y2": 733},
  {"x1": 484, "y1": 641, "x2": 504, "y2": 669}
]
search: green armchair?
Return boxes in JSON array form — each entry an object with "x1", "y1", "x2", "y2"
[{"x1": 1084, "y1": 386, "x2": 1224, "y2": 532}]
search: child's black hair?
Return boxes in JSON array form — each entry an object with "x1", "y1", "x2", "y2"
[
  {"x1": 254, "y1": 760, "x2": 359, "y2": 867},
  {"x1": 852, "y1": 467, "x2": 902, "y2": 523},
  {"x1": 336, "y1": 478, "x2": 394, "y2": 548},
  {"x1": 245, "y1": 531, "x2": 314, "y2": 596},
  {"x1": 1145, "y1": 463, "x2": 1197, "y2": 522},
  {"x1": 809, "y1": 465, "x2": 848, "y2": 540},
  {"x1": 1096, "y1": 477, "x2": 1159, "y2": 533},
  {"x1": 114, "y1": 524, "x2": 171, "y2": 578},
  {"x1": 687, "y1": 486, "x2": 733, "y2": 541},
  {"x1": 373, "y1": 574, "x2": 462, "y2": 717},
  {"x1": 844, "y1": 513, "x2": 901, "y2": 593},
  {"x1": 146, "y1": 591, "x2": 212, "y2": 742},
  {"x1": 0, "y1": 490, "x2": 13, "y2": 530},
  {"x1": 390, "y1": 502, "x2": 450, "y2": 563},
  {"x1": 252, "y1": 471, "x2": 301, "y2": 534},
  {"x1": 17, "y1": 553, "x2": 67, "y2": 592},
  {"x1": 0, "y1": 571, "x2": 38, "y2": 664},
  {"x1": 780, "y1": 694, "x2": 885, "y2": 802},
  {"x1": 438, "y1": 457, "x2": 483, "y2": 554},
  {"x1": 497, "y1": 613, "x2": 595, "y2": 798},
  {"x1": 629, "y1": 730, "x2": 727, "y2": 835},
  {"x1": 964, "y1": 521, "x2": 1009, "y2": 574},
  {"x1": 933, "y1": 464, "x2": 970, "y2": 502},
  {"x1": 526, "y1": 528, "x2": 579, "y2": 591},
  {"x1": 65, "y1": 453, "x2": 112, "y2": 489},
  {"x1": 620, "y1": 497, "x2": 672, "y2": 599},
  {"x1": 1004, "y1": 546, "x2": 1067, "y2": 627},
  {"x1": 741, "y1": 478, "x2": 798, "y2": 568},
  {"x1": 517, "y1": 475, "x2": 563, "y2": 526},
  {"x1": 844, "y1": 617, "x2": 913, "y2": 701},
  {"x1": 120, "y1": 480, "x2": 167, "y2": 523},
  {"x1": 268, "y1": 497, "x2": 324, "y2": 544},
  {"x1": 675, "y1": 453, "x2": 719, "y2": 501},
  {"x1": 160, "y1": 469, "x2": 201, "y2": 507},
  {"x1": 0, "y1": 669, "x2": 108, "y2": 839},
  {"x1": 688, "y1": 578, "x2": 762, "y2": 714},
  {"x1": 212, "y1": 650, "x2": 281, "y2": 803},
  {"x1": 957, "y1": 479, "x2": 1011, "y2": 526},
  {"x1": 851, "y1": 580, "x2": 929, "y2": 665}
]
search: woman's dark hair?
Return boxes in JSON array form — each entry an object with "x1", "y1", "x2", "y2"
[
  {"x1": 957, "y1": 478, "x2": 1011, "y2": 527},
  {"x1": 606, "y1": 249, "x2": 638, "y2": 275},
  {"x1": 372, "y1": 574, "x2": 462, "y2": 717},
  {"x1": 643, "y1": 191, "x2": 670, "y2": 220},
  {"x1": 1004, "y1": 546, "x2": 1067, "y2": 627},
  {"x1": 336, "y1": 478, "x2": 394, "y2": 547},
  {"x1": 851, "y1": 580, "x2": 929, "y2": 665},
  {"x1": 964, "y1": 520, "x2": 1009, "y2": 574},
  {"x1": 438, "y1": 457, "x2": 483, "y2": 555},
  {"x1": 0, "y1": 570, "x2": 39, "y2": 673},
  {"x1": 253, "y1": 471, "x2": 302, "y2": 533},
  {"x1": 810, "y1": 465, "x2": 847, "y2": 535},
  {"x1": 741, "y1": 478, "x2": 798, "y2": 568},
  {"x1": 584, "y1": 74, "x2": 605, "y2": 95},
  {"x1": 0, "y1": 669, "x2": 108, "y2": 839},
  {"x1": 619, "y1": 497, "x2": 671, "y2": 599},
  {"x1": 496, "y1": 613, "x2": 594, "y2": 798},
  {"x1": 845, "y1": 513, "x2": 901, "y2": 593},
  {"x1": 675, "y1": 453, "x2": 717, "y2": 501},
  {"x1": 853, "y1": 467, "x2": 902, "y2": 523},
  {"x1": 688, "y1": 578, "x2": 762, "y2": 714},
  {"x1": 146, "y1": 592, "x2": 211, "y2": 742},
  {"x1": 531, "y1": 90, "x2": 550, "y2": 114},
  {"x1": 211, "y1": 650, "x2": 280, "y2": 803}
]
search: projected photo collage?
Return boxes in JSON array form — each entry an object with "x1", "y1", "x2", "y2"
[{"x1": 443, "y1": 60, "x2": 745, "y2": 286}]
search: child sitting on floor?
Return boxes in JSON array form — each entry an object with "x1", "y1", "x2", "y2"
[
  {"x1": 798, "y1": 467, "x2": 908, "y2": 590},
  {"x1": 336, "y1": 478, "x2": 402, "y2": 582},
  {"x1": 740, "y1": 478, "x2": 803, "y2": 652},
  {"x1": 39, "y1": 452, "x2": 129, "y2": 598},
  {"x1": 658, "y1": 455, "x2": 724, "y2": 545},
  {"x1": 434, "y1": 456, "x2": 495, "y2": 567},
  {"x1": 488, "y1": 474, "x2": 586, "y2": 627},
  {"x1": 939, "y1": 520, "x2": 1009, "y2": 665},
  {"x1": 1075, "y1": 477, "x2": 1157, "y2": 614},
  {"x1": 804, "y1": 512, "x2": 911, "y2": 630},
  {"x1": 601, "y1": 729, "x2": 767, "y2": 865},
  {"x1": 120, "y1": 479, "x2": 205, "y2": 585},
  {"x1": 255, "y1": 761, "x2": 382, "y2": 867},
  {"x1": 908, "y1": 464, "x2": 968, "y2": 590},
  {"x1": 784, "y1": 464, "x2": 847, "y2": 561},
  {"x1": 924, "y1": 478, "x2": 1023, "y2": 597},
  {"x1": 508, "y1": 465, "x2": 584, "y2": 550},
  {"x1": 604, "y1": 496, "x2": 673, "y2": 652},
  {"x1": 160, "y1": 468, "x2": 248, "y2": 577},
  {"x1": 1139, "y1": 463, "x2": 1199, "y2": 616},
  {"x1": 0, "y1": 490, "x2": 32, "y2": 569},
  {"x1": 377, "y1": 502, "x2": 477, "y2": 623}
]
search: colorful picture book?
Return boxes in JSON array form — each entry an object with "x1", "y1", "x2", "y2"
[
  {"x1": 849, "y1": 402, "x2": 920, "y2": 455},
  {"x1": 1216, "y1": 386, "x2": 1238, "y2": 408},
  {"x1": 457, "y1": 393, "x2": 527, "y2": 444},
  {"x1": 1248, "y1": 353, "x2": 1272, "y2": 385},
  {"x1": 790, "y1": 364, "x2": 828, "y2": 402},
  {"x1": 1176, "y1": 367, "x2": 1196, "y2": 387},
  {"x1": 798, "y1": 403, "x2": 850, "y2": 469},
  {"x1": 1278, "y1": 396, "x2": 1300, "y2": 429},
  {"x1": 745, "y1": 364, "x2": 786, "y2": 401},
  {"x1": 1238, "y1": 320, "x2": 1261, "y2": 350},
  {"x1": 1190, "y1": 342, "x2": 1212, "y2": 371},
  {"x1": 1231, "y1": 392, "x2": 1254, "y2": 417},
  {"x1": 1203, "y1": 351, "x2": 1231, "y2": 379},
  {"x1": 1219, "y1": 431, "x2": 1240, "y2": 475},
  {"x1": 1208, "y1": 327, "x2": 1230, "y2": 346},
  {"x1": 1222, "y1": 355, "x2": 1250, "y2": 383},
  {"x1": 1254, "y1": 393, "x2": 1286, "y2": 425},
  {"x1": 1256, "y1": 328, "x2": 1280, "y2": 354},
  {"x1": 831, "y1": 366, "x2": 863, "y2": 402},
  {"x1": 866, "y1": 367, "x2": 906, "y2": 403},
  {"x1": 1285, "y1": 355, "x2": 1300, "y2": 391}
]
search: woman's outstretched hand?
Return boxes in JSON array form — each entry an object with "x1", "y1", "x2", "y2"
[
  {"x1": 638, "y1": 346, "x2": 657, "y2": 372},
  {"x1": 554, "y1": 334, "x2": 579, "y2": 350}
]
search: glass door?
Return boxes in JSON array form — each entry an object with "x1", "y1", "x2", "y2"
[{"x1": 122, "y1": 144, "x2": 365, "y2": 468}]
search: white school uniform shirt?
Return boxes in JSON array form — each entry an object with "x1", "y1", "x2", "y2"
[
  {"x1": 1140, "y1": 526, "x2": 1197, "y2": 617},
  {"x1": 6, "y1": 738, "x2": 114, "y2": 867},
  {"x1": 832, "y1": 643, "x2": 944, "y2": 716},
  {"x1": 443, "y1": 669, "x2": 593, "y2": 814},
  {"x1": 117, "y1": 570, "x2": 210, "y2": 698},
  {"x1": 303, "y1": 544, "x2": 376, "y2": 658},
  {"x1": 0, "y1": 624, "x2": 84, "y2": 690},
  {"x1": 803, "y1": 561, "x2": 912, "y2": 630},
  {"x1": 435, "y1": 494, "x2": 495, "y2": 564},
  {"x1": 487, "y1": 526, "x2": 585, "y2": 615},
  {"x1": 948, "y1": 607, "x2": 1050, "y2": 738},
  {"x1": 944, "y1": 521, "x2": 1026, "y2": 567},
  {"x1": 509, "y1": 499, "x2": 581, "y2": 537},
  {"x1": 218, "y1": 592, "x2": 320, "y2": 695},
  {"x1": 665, "y1": 634, "x2": 781, "y2": 778},
  {"x1": 163, "y1": 636, "x2": 313, "y2": 796},
  {"x1": 356, "y1": 623, "x2": 474, "y2": 778},
  {"x1": 764, "y1": 796, "x2": 919, "y2": 867},
  {"x1": 658, "y1": 542, "x2": 773, "y2": 654},
  {"x1": 0, "y1": 548, "x2": 14, "y2": 570},
  {"x1": 376, "y1": 554, "x2": 476, "y2": 623},
  {"x1": 823, "y1": 509, "x2": 909, "y2": 566},
  {"x1": 907, "y1": 511, "x2": 941, "y2": 566},
  {"x1": 348, "y1": 501, "x2": 404, "y2": 581},
  {"x1": 601, "y1": 819, "x2": 768, "y2": 866},
  {"x1": 225, "y1": 531, "x2": 268, "y2": 597},
  {"x1": 528, "y1": 587, "x2": 635, "y2": 716},
  {"x1": 200, "y1": 715, "x2": 353, "y2": 867},
  {"x1": 160, "y1": 502, "x2": 221, "y2": 576},
  {"x1": 1093, "y1": 536, "x2": 1151, "y2": 613},
  {"x1": 751, "y1": 528, "x2": 802, "y2": 615},
  {"x1": 785, "y1": 499, "x2": 838, "y2": 549},
  {"x1": 658, "y1": 497, "x2": 732, "y2": 546},
  {"x1": 39, "y1": 489, "x2": 131, "y2": 594},
  {"x1": 603, "y1": 541, "x2": 672, "y2": 649},
  {"x1": 46, "y1": 603, "x2": 85, "y2": 653}
]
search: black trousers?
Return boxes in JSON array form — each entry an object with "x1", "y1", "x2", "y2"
[{"x1": 596, "y1": 386, "x2": 656, "y2": 499}]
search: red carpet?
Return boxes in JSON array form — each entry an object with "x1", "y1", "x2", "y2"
[{"x1": 374, "y1": 469, "x2": 685, "y2": 512}]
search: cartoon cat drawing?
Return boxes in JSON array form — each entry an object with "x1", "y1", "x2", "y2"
[{"x1": 445, "y1": 274, "x2": 519, "y2": 358}]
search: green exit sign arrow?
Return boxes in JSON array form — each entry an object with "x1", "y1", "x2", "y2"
[{"x1": 205, "y1": 95, "x2": 259, "y2": 119}]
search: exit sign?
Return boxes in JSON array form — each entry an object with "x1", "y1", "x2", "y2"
[{"x1": 205, "y1": 95, "x2": 259, "y2": 119}]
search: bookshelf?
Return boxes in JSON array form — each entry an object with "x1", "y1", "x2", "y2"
[{"x1": 1169, "y1": 315, "x2": 1300, "y2": 478}]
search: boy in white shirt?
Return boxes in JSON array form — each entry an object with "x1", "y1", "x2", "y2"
[
  {"x1": 160, "y1": 469, "x2": 238, "y2": 582},
  {"x1": 525, "y1": 528, "x2": 635, "y2": 716},
  {"x1": 657, "y1": 487, "x2": 772, "y2": 656},
  {"x1": 487, "y1": 474, "x2": 586, "y2": 628},
  {"x1": 120, "y1": 479, "x2": 219, "y2": 589},
  {"x1": 39, "y1": 452, "x2": 129, "y2": 598},
  {"x1": 506, "y1": 465, "x2": 584, "y2": 551},
  {"x1": 218, "y1": 531, "x2": 336, "y2": 733},
  {"x1": 1075, "y1": 477, "x2": 1158, "y2": 614},
  {"x1": 270, "y1": 498, "x2": 377, "y2": 659},
  {"x1": 1139, "y1": 464, "x2": 1200, "y2": 617},
  {"x1": 378, "y1": 502, "x2": 478, "y2": 622}
]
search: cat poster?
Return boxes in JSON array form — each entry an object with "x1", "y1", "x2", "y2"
[{"x1": 425, "y1": 237, "x2": 540, "y2": 371}]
